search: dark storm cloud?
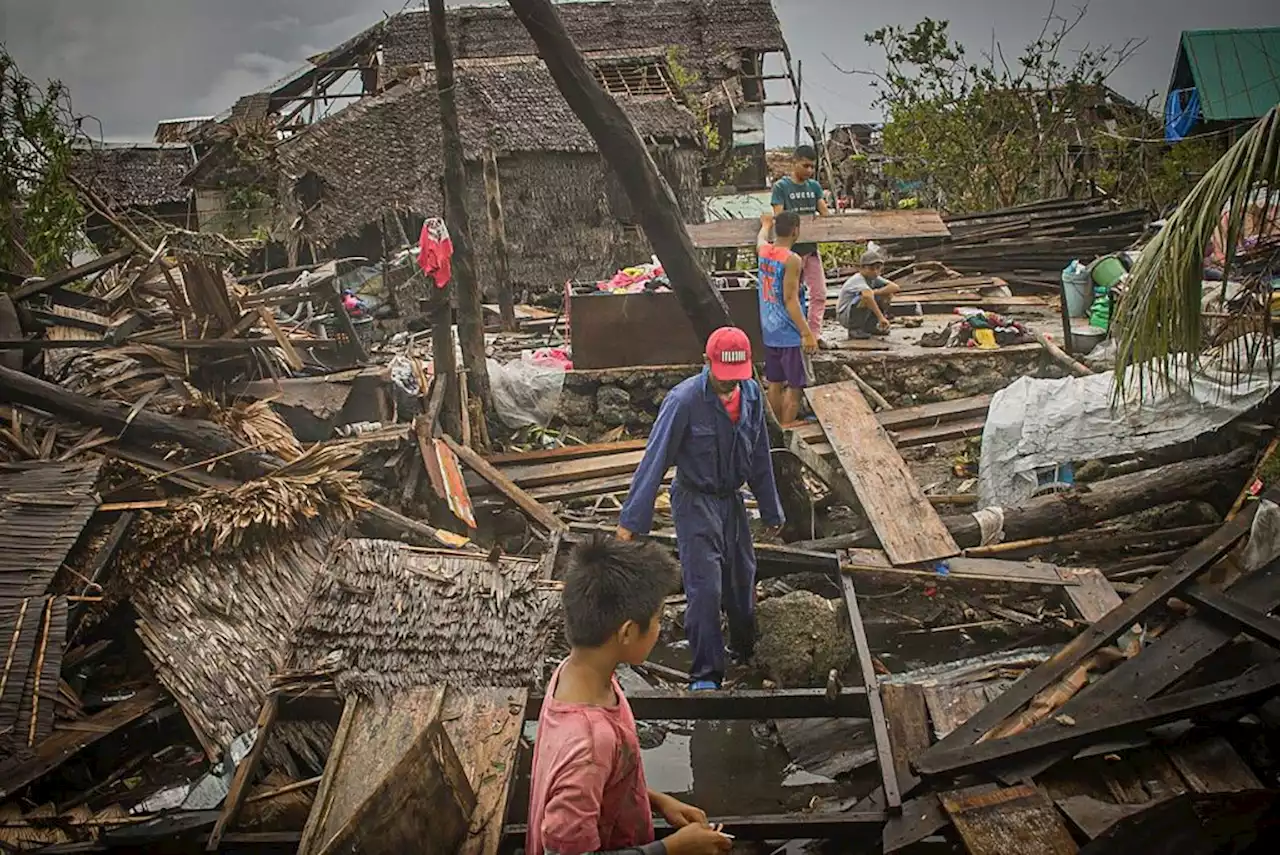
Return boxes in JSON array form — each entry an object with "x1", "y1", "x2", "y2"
[{"x1": 1, "y1": 0, "x2": 1276, "y2": 143}]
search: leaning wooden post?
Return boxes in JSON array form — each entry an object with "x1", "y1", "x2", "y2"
[
  {"x1": 429, "y1": 0, "x2": 492, "y2": 447},
  {"x1": 482, "y1": 148, "x2": 519, "y2": 332},
  {"x1": 505, "y1": 0, "x2": 731, "y2": 339}
]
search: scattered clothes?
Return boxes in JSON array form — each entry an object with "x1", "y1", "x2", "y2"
[
  {"x1": 341, "y1": 289, "x2": 371, "y2": 317},
  {"x1": 596, "y1": 258, "x2": 670, "y2": 293},
  {"x1": 919, "y1": 308, "x2": 1031, "y2": 348},
  {"x1": 417, "y1": 217, "x2": 453, "y2": 287}
]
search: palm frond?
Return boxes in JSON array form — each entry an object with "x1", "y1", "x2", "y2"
[{"x1": 1113, "y1": 106, "x2": 1280, "y2": 397}]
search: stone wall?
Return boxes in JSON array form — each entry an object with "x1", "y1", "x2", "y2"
[{"x1": 552, "y1": 348, "x2": 1064, "y2": 438}]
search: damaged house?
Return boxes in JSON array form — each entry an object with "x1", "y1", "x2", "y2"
[
  {"x1": 69, "y1": 143, "x2": 197, "y2": 246},
  {"x1": 173, "y1": 0, "x2": 793, "y2": 293}
]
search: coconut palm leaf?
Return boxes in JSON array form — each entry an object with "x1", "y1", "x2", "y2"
[{"x1": 1113, "y1": 106, "x2": 1280, "y2": 396}]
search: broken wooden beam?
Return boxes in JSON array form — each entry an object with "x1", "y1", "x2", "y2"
[
  {"x1": 915, "y1": 661, "x2": 1280, "y2": 778},
  {"x1": 913, "y1": 486, "x2": 1276, "y2": 774},
  {"x1": 206, "y1": 696, "x2": 279, "y2": 850},
  {"x1": 1031, "y1": 329, "x2": 1093, "y2": 377},
  {"x1": 445, "y1": 435, "x2": 565, "y2": 533},
  {"x1": 10, "y1": 247, "x2": 133, "y2": 302},
  {"x1": 807, "y1": 379, "x2": 959, "y2": 565}
]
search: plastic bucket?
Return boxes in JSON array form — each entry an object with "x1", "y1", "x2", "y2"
[
  {"x1": 1091, "y1": 256, "x2": 1126, "y2": 290},
  {"x1": 1062, "y1": 263, "x2": 1092, "y2": 317}
]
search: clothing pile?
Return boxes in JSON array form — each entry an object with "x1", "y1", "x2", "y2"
[
  {"x1": 920, "y1": 307, "x2": 1031, "y2": 349},
  {"x1": 595, "y1": 259, "x2": 670, "y2": 294}
]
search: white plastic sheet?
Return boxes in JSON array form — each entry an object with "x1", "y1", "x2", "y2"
[
  {"x1": 979, "y1": 338, "x2": 1278, "y2": 507},
  {"x1": 488, "y1": 353, "x2": 567, "y2": 429}
]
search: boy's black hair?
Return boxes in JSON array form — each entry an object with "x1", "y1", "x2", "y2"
[
  {"x1": 562, "y1": 534, "x2": 680, "y2": 647},
  {"x1": 793, "y1": 144, "x2": 817, "y2": 161},
  {"x1": 775, "y1": 210, "x2": 801, "y2": 238}
]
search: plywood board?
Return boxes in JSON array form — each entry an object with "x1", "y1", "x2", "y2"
[
  {"x1": 807, "y1": 381, "x2": 959, "y2": 565},
  {"x1": 923, "y1": 684, "x2": 990, "y2": 741},
  {"x1": 844, "y1": 548, "x2": 1072, "y2": 586},
  {"x1": 687, "y1": 210, "x2": 950, "y2": 249},
  {"x1": 446, "y1": 688, "x2": 528, "y2": 855},
  {"x1": 882, "y1": 683, "x2": 931, "y2": 788},
  {"x1": 940, "y1": 784, "x2": 1078, "y2": 855},
  {"x1": 1058, "y1": 568, "x2": 1123, "y2": 623}
]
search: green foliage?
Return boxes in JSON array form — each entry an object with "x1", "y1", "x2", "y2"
[
  {"x1": 864, "y1": 10, "x2": 1160, "y2": 213},
  {"x1": 1113, "y1": 107, "x2": 1280, "y2": 394},
  {"x1": 0, "y1": 48, "x2": 85, "y2": 275},
  {"x1": 818, "y1": 242, "x2": 865, "y2": 269}
]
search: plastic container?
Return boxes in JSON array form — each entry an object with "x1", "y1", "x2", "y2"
[
  {"x1": 1090, "y1": 256, "x2": 1126, "y2": 290},
  {"x1": 1061, "y1": 260, "x2": 1092, "y2": 317},
  {"x1": 1069, "y1": 325, "x2": 1107, "y2": 355}
]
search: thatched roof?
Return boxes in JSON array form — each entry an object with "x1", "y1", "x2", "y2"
[
  {"x1": 128, "y1": 517, "x2": 343, "y2": 774},
  {"x1": 70, "y1": 144, "x2": 195, "y2": 209},
  {"x1": 287, "y1": 539, "x2": 558, "y2": 695},
  {"x1": 0, "y1": 459, "x2": 103, "y2": 599},
  {"x1": 276, "y1": 54, "x2": 699, "y2": 244},
  {"x1": 383, "y1": 0, "x2": 786, "y2": 77}
]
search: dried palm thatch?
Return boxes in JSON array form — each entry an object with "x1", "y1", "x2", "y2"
[
  {"x1": 178, "y1": 392, "x2": 306, "y2": 462},
  {"x1": 239, "y1": 770, "x2": 316, "y2": 830},
  {"x1": 121, "y1": 443, "x2": 366, "y2": 573},
  {"x1": 0, "y1": 802, "x2": 128, "y2": 849},
  {"x1": 287, "y1": 539, "x2": 559, "y2": 695},
  {"x1": 1114, "y1": 106, "x2": 1279, "y2": 394},
  {"x1": 128, "y1": 516, "x2": 343, "y2": 774}
]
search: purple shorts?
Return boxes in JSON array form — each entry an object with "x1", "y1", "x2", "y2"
[{"x1": 764, "y1": 345, "x2": 808, "y2": 388}]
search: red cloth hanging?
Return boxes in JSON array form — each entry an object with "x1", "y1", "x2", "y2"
[{"x1": 417, "y1": 218, "x2": 453, "y2": 288}]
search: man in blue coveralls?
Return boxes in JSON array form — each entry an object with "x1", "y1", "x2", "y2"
[{"x1": 616, "y1": 327, "x2": 785, "y2": 690}]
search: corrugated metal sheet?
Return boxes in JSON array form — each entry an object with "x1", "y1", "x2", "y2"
[
  {"x1": 1179, "y1": 28, "x2": 1280, "y2": 121},
  {"x1": 0, "y1": 460, "x2": 103, "y2": 600}
]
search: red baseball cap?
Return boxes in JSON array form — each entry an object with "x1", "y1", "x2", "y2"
[{"x1": 705, "y1": 326, "x2": 753, "y2": 381}]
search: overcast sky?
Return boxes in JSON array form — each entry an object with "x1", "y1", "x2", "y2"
[{"x1": 1, "y1": 0, "x2": 1275, "y2": 144}]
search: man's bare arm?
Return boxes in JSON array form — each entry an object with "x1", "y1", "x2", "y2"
[{"x1": 783, "y1": 256, "x2": 817, "y2": 351}]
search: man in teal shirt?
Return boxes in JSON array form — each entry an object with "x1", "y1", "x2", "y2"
[{"x1": 771, "y1": 144, "x2": 830, "y2": 340}]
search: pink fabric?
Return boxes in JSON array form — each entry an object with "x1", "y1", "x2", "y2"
[
  {"x1": 417, "y1": 220, "x2": 453, "y2": 288},
  {"x1": 526, "y1": 662, "x2": 654, "y2": 855},
  {"x1": 532, "y1": 348, "x2": 574, "y2": 370},
  {"x1": 801, "y1": 252, "x2": 826, "y2": 336}
]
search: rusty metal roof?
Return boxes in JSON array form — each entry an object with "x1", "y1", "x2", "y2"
[{"x1": 0, "y1": 459, "x2": 103, "y2": 599}]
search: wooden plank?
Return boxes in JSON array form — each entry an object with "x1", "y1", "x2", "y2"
[
  {"x1": 483, "y1": 439, "x2": 648, "y2": 466},
  {"x1": 1054, "y1": 795, "x2": 1146, "y2": 839},
  {"x1": 447, "y1": 688, "x2": 528, "y2": 855},
  {"x1": 1059, "y1": 568, "x2": 1123, "y2": 623},
  {"x1": 809, "y1": 416, "x2": 989, "y2": 458},
  {"x1": 256, "y1": 307, "x2": 303, "y2": 371},
  {"x1": 914, "y1": 494, "x2": 1271, "y2": 768},
  {"x1": 998, "y1": 556, "x2": 1280, "y2": 783},
  {"x1": 940, "y1": 784, "x2": 1078, "y2": 855},
  {"x1": 474, "y1": 449, "x2": 648, "y2": 491},
  {"x1": 808, "y1": 381, "x2": 959, "y2": 565},
  {"x1": 445, "y1": 435, "x2": 565, "y2": 533},
  {"x1": 844, "y1": 548, "x2": 1072, "y2": 586},
  {"x1": 11, "y1": 247, "x2": 132, "y2": 302},
  {"x1": 840, "y1": 574, "x2": 900, "y2": 809},
  {"x1": 1167, "y1": 736, "x2": 1264, "y2": 793},
  {"x1": 916, "y1": 662, "x2": 1280, "y2": 777},
  {"x1": 323, "y1": 706, "x2": 475, "y2": 855},
  {"x1": 303, "y1": 687, "x2": 475, "y2": 855},
  {"x1": 296, "y1": 696, "x2": 358, "y2": 855},
  {"x1": 923, "y1": 684, "x2": 991, "y2": 740},
  {"x1": 526, "y1": 470, "x2": 672, "y2": 503},
  {"x1": 876, "y1": 394, "x2": 994, "y2": 431},
  {"x1": 1181, "y1": 583, "x2": 1280, "y2": 650},
  {"x1": 786, "y1": 427, "x2": 860, "y2": 510},
  {"x1": 206, "y1": 697, "x2": 278, "y2": 850},
  {"x1": 687, "y1": 210, "x2": 950, "y2": 249},
  {"x1": 881, "y1": 683, "x2": 930, "y2": 791}
]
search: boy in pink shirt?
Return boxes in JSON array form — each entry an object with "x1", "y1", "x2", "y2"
[{"x1": 527, "y1": 535, "x2": 732, "y2": 855}]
